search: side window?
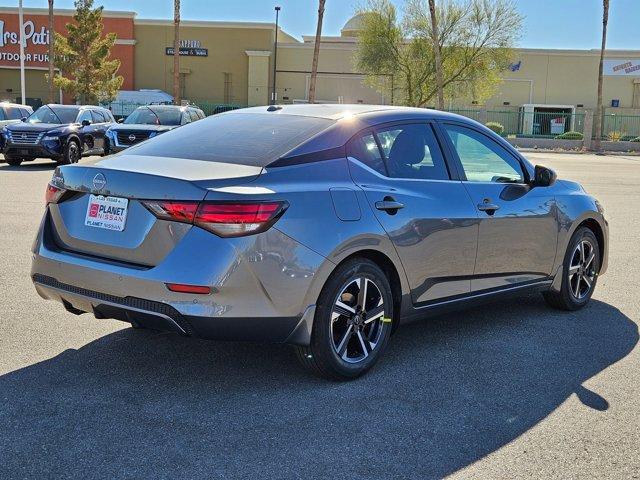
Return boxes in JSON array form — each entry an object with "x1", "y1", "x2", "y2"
[
  {"x1": 188, "y1": 110, "x2": 199, "y2": 122},
  {"x1": 91, "y1": 110, "x2": 106, "y2": 123},
  {"x1": 19, "y1": 108, "x2": 30, "y2": 118},
  {"x1": 444, "y1": 124, "x2": 524, "y2": 183},
  {"x1": 77, "y1": 110, "x2": 93, "y2": 124},
  {"x1": 375, "y1": 123, "x2": 449, "y2": 180},
  {"x1": 181, "y1": 112, "x2": 191, "y2": 125},
  {"x1": 6, "y1": 107, "x2": 22, "y2": 120},
  {"x1": 0, "y1": 108, "x2": 6, "y2": 121},
  {"x1": 347, "y1": 131, "x2": 387, "y2": 176},
  {"x1": 197, "y1": 110, "x2": 205, "y2": 119}
]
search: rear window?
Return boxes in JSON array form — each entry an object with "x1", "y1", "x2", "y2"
[{"x1": 125, "y1": 112, "x2": 334, "y2": 166}]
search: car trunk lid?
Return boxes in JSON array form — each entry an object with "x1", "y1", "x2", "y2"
[{"x1": 47, "y1": 154, "x2": 262, "y2": 266}]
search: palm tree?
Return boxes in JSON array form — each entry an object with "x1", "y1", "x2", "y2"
[
  {"x1": 428, "y1": 0, "x2": 444, "y2": 110},
  {"x1": 48, "y1": 0, "x2": 55, "y2": 103},
  {"x1": 308, "y1": 0, "x2": 326, "y2": 104},
  {"x1": 173, "y1": 0, "x2": 181, "y2": 105},
  {"x1": 593, "y1": 0, "x2": 609, "y2": 152}
]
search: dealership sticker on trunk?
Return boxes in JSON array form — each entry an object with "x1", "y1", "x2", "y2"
[{"x1": 85, "y1": 195, "x2": 129, "y2": 231}]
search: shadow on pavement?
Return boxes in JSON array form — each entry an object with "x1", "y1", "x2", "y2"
[
  {"x1": 0, "y1": 161, "x2": 57, "y2": 171},
  {"x1": 0, "y1": 295, "x2": 636, "y2": 479}
]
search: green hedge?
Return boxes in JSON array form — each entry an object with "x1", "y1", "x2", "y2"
[
  {"x1": 554, "y1": 131, "x2": 583, "y2": 140},
  {"x1": 485, "y1": 122, "x2": 504, "y2": 135}
]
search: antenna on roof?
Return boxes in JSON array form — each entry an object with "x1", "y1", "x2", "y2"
[{"x1": 267, "y1": 105, "x2": 283, "y2": 112}]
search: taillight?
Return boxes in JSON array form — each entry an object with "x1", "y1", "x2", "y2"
[
  {"x1": 45, "y1": 183, "x2": 67, "y2": 204},
  {"x1": 141, "y1": 200, "x2": 288, "y2": 238}
]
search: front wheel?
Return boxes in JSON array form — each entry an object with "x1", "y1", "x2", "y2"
[
  {"x1": 295, "y1": 258, "x2": 394, "y2": 380},
  {"x1": 4, "y1": 156, "x2": 23, "y2": 166},
  {"x1": 543, "y1": 227, "x2": 600, "y2": 311}
]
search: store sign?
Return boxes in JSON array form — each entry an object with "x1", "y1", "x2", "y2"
[
  {"x1": 165, "y1": 47, "x2": 208, "y2": 57},
  {"x1": 0, "y1": 19, "x2": 50, "y2": 47},
  {"x1": 0, "y1": 18, "x2": 51, "y2": 65},
  {"x1": 604, "y1": 59, "x2": 640, "y2": 76}
]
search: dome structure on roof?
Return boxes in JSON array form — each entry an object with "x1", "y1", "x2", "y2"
[{"x1": 341, "y1": 13, "x2": 366, "y2": 37}]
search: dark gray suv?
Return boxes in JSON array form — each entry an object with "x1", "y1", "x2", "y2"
[{"x1": 31, "y1": 105, "x2": 608, "y2": 379}]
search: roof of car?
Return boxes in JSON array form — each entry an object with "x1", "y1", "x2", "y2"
[
  {"x1": 44, "y1": 104, "x2": 110, "y2": 110},
  {"x1": 230, "y1": 104, "x2": 464, "y2": 122}
]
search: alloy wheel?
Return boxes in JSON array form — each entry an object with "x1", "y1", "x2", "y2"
[
  {"x1": 331, "y1": 277, "x2": 387, "y2": 364},
  {"x1": 568, "y1": 239, "x2": 596, "y2": 300},
  {"x1": 69, "y1": 143, "x2": 80, "y2": 163}
]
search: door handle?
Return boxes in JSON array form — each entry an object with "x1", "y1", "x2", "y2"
[
  {"x1": 375, "y1": 198, "x2": 405, "y2": 213},
  {"x1": 477, "y1": 201, "x2": 500, "y2": 214}
]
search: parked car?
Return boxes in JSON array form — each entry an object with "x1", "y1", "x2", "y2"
[
  {"x1": 0, "y1": 102, "x2": 33, "y2": 127},
  {"x1": 31, "y1": 105, "x2": 608, "y2": 379},
  {"x1": 1, "y1": 104, "x2": 114, "y2": 166},
  {"x1": 105, "y1": 105, "x2": 205, "y2": 154},
  {"x1": 0, "y1": 102, "x2": 33, "y2": 152}
]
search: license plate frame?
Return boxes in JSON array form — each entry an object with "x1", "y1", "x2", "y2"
[{"x1": 84, "y1": 194, "x2": 129, "y2": 232}]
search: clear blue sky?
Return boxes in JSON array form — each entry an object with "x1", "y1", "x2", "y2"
[{"x1": 18, "y1": 0, "x2": 640, "y2": 50}]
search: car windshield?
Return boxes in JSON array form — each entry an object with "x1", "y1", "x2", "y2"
[
  {"x1": 27, "y1": 105, "x2": 80, "y2": 124},
  {"x1": 124, "y1": 107, "x2": 182, "y2": 126},
  {"x1": 125, "y1": 112, "x2": 334, "y2": 166}
]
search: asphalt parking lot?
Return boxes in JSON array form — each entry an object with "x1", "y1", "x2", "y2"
[{"x1": 0, "y1": 152, "x2": 638, "y2": 479}]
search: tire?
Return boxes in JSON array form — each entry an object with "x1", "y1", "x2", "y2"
[
  {"x1": 59, "y1": 139, "x2": 81, "y2": 165},
  {"x1": 295, "y1": 258, "x2": 394, "y2": 380},
  {"x1": 543, "y1": 227, "x2": 600, "y2": 311},
  {"x1": 4, "y1": 156, "x2": 22, "y2": 166}
]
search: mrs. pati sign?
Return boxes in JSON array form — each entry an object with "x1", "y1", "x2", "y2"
[{"x1": 604, "y1": 59, "x2": 640, "y2": 76}]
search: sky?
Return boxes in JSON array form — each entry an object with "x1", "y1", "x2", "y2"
[{"x1": 17, "y1": 0, "x2": 640, "y2": 50}]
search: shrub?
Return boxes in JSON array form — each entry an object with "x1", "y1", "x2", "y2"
[
  {"x1": 555, "y1": 131, "x2": 583, "y2": 140},
  {"x1": 485, "y1": 122, "x2": 504, "y2": 135},
  {"x1": 607, "y1": 131, "x2": 623, "y2": 142},
  {"x1": 631, "y1": 137, "x2": 640, "y2": 142},
  {"x1": 621, "y1": 134, "x2": 637, "y2": 142}
]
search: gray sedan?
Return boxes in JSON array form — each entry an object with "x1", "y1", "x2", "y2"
[{"x1": 31, "y1": 105, "x2": 608, "y2": 379}]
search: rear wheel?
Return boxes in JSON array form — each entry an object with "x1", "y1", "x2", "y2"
[
  {"x1": 59, "y1": 140, "x2": 81, "y2": 165},
  {"x1": 296, "y1": 258, "x2": 394, "y2": 380},
  {"x1": 543, "y1": 227, "x2": 600, "y2": 310}
]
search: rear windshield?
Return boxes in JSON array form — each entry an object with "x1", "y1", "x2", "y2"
[
  {"x1": 124, "y1": 112, "x2": 334, "y2": 166},
  {"x1": 125, "y1": 107, "x2": 183, "y2": 126}
]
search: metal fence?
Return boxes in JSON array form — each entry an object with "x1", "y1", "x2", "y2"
[
  {"x1": 448, "y1": 109, "x2": 588, "y2": 139},
  {"x1": 103, "y1": 100, "x2": 245, "y2": 119},
  {"x1": 600, "y1": 114, "x2": 640, "y2": 141}
]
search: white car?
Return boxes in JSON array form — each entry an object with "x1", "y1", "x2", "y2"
[{"x1": 0, "y1": 102, "x2": 33, "y2": 128}]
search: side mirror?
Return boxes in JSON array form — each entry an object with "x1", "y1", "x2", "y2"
[
  {"x1": 81, "y1": 119, "x2": 91, "y2": 126},
  {"x1": 20, "y1": 117, "x2": 27, "y2": 122},
  {"x1": 117, "y1": 118, "x2": 124, "y2": 123},
  {"x1": 533, "y1": 165, "x2": 557, "y2": 187}
]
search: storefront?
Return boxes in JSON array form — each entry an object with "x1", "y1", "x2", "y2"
[{"x1": 1, "y1": 6, "x2": 639, "y2": 114}]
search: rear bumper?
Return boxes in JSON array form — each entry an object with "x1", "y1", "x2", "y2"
[
  {"x1": 30, "y1": 210, "x2": 327, "y2": 345},
  {"x1": 32, "y1": 274, "x2": 312, "y2": 343}
]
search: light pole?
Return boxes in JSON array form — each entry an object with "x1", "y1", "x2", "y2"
[
  {"x1": 271, "y1": 6, "x2": 280, "y2": 105},
  {"x1": 18, "y1": 0, "x2": 26, "y2": 104}
]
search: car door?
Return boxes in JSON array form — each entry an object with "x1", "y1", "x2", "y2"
[
  {"x1": 347, "y1": 122, "x2": 479, "y2": 305},
  {"x1": 76, "y1": 109, "x2": 95, "y2": 154},
  {"x1": 90, "y1": 110, "x2": 107, "y2": 152},
  {"x1": 439, "y1": 122, "x2": 558, "y2": 292}
]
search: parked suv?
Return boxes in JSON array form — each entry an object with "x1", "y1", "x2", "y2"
[
  {"x1": 1, "y1": 104, "x2": 114, "y2": 166},
  {"x1": 105, "y1": 105, "x2": 205, "y2": 154}
]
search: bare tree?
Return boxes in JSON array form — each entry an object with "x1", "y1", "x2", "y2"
[
  {"x1": 428, "y1": 0, "x2": 444, "y2": 110},
  {"x1": 593, "y1": 0, "x2": 609, "y2": 152},
  {"x1": 48, "y1": 0, "x2": 55, "y2": 103},
  {"x1": 308, "y1": 0, "x2": 326, "y2": 104},
  {"x1": 173, "y1": 0, "x2": 181, "y2": 105}
]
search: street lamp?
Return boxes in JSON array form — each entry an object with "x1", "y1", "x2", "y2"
[{"x1": 271, "y1": 6, "x2": 281, "y2": 105}]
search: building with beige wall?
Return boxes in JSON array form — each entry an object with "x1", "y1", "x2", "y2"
[{"x1": 2, "y1": 8, "x2": 639, "y2": 123}]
